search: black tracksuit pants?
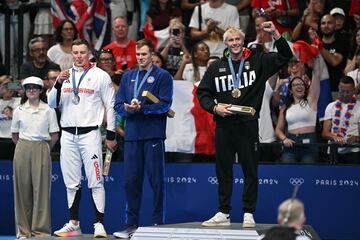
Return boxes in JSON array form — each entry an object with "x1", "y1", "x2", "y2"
[{"x1": 215, "y1": 119, "x2": 259, "y2": 214}]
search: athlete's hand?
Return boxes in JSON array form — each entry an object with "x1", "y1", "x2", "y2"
[
  {"x1": 215, "y1": 104, "x2": 234, "y2": 117},
  {"x1": 261, "y1": 21, "x2": 281, "y2": 40},
  {"x1": 57, "y1": 70, "x2": 70, "y2": 84},
  {"x1": 124, "y1": 101, "x2": 141, "y2": 114},
  {"x1": 105, "y1": 139, "x2": 117, "y2": 152}
]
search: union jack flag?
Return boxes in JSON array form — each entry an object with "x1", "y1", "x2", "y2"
[{"x1": 51, "y1": 0, "x2": 107, "y2": 50}]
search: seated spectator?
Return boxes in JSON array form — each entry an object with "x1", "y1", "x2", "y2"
[
  {"x1": 0, "y1": 75, "x2": 20, "y2": 159},
  {"x1": 161, "y1": 19, "x2": 190, "y2": 77},
  {"x1": 103, "y1": 16, "x2": 137, "y2": 71},
  {"x1": 96, "y1": 49, "x2": 121, "y2": 92},
  {"x1": 344, "y1": 27, "x2": 360, "y2": 75},
  {"x1": 47, "y1": 20, "x2": 78, "y2": 70},
  {"x1": 175, "y1": 41, "x2": 209, "y2": 82},
  {"x1": 322, "y1": 76, "x2": 360, "y2": 164},
  {"x1": 43, "y1": 68, "x2": 61, "y2": 93},
  {"x1": 275, "y1": 57, "x2": 321, "y2": 163},
  {"x1": 152, "y1": 52, "x2": 165, "y2": 68},
  {"x1": 20, "y1": 37, "x2": 60, "y2": 80},
  {"x1": 189, "y1": 0, "x2": 239, "y2": 58},
  {"x1": 346, "y1": 49, "x2": 360, "y2": 86}
]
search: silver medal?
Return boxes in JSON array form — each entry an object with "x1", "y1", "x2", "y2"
[{"x1": 72, "y1": 95, "x2": 80, "y2": 105}]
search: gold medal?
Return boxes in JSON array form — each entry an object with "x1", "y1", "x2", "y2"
[{"x1": 231, "y1": 88, "x2": 241, "y2": 98}]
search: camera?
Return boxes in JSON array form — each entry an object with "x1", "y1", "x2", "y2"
[
  {"x1": 172, "y1": 29, "x2": 180, "y2": 36},
  {"x1": 6, "y1": 82, "x2": 22, "y2": 90}
]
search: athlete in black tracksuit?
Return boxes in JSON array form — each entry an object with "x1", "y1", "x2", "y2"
[{"x1": 197, "y1": 27, "x2": 292, "y2": 217}]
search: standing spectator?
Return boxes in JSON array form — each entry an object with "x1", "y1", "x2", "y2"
[
  {"x1": 160, "y1": 19, "x2": 190, "y2": 77},
  {"x1": 47, "y1": 20, "x2": 78, "y2": 71},
  {"x1": 189, "y1": 0, "x2": 240, "y2": 58},
  {"x1": 0, "y1": 75, "x2": 20, "y2": 159},
  {"x1": 322, "y1": 76, "x2": 360, "y2": 164},
  {"x1": 226, "y1": 0, "x2": 252, "y2": 37},
  {"x1": 33, "y1": 0, "x2": 54, "y2": 46},
  {"x1": 291, "y1": 0, "x2": 324, "y2": 42},
  {"x1": 146, "y1": 0, "x2": 182, "y2": 31},
  {"x1": 275, "y1": 58, "x2": 321, "y2": 163},
  {"x1": 20, "y1": 37, "x2": 60, "y2": 80},
  {"x1": 330, "y1": 7, "x2": 350, "y2": 38},
  {"x1": 251, "y1": 0, "x2": 299, "y2": 35},
  {"x1": 0, "y1": 0, "x2": 31, "y2": 76},
  {"x1": 317, "y1": 14, "x2": 348, "y2": 94},
  {"x1": 197, "y1": 24, "x2": 292, "y2": 228},
  {"x1": 11, "y1": 76, "x2": 59, "y2": 238},
  {"x1": 109, "y1": 0, "x2": 139, "y2": 40},
  {"x1": 47, "y1": 39, "x2": 117, "y2": 238},
  {"x1": 113, "y1": 39, "x2": 173, "y2": 238},
  {"x1": 103, "y1": 16, "x2": 137, "y2": 71}
]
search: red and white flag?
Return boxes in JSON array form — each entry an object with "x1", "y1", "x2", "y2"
[
  {"x1": 165, "y1": 81, "x2": 215, "y2": 155},
  {"x1": 142, "y1": 22, "x2": 169, "y2": 51},
  {"x1": 51, "y1": 0, "x2": 107, "y2": 50}
]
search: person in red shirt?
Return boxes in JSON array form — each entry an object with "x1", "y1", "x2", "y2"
[
  {"x1": 103, "y1": 16, "x2": 137, "y2": 71},
  {"x1": 251, "y1": 0, "x2": 299, "y2": 35}
]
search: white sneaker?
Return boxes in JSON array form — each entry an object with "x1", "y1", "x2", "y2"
[
  {"x1": 202, "y1": 212, "x2": 231, "y2": 227},
  {"x1": 243, "y1": 213, "x2": 256, "y2": 228},
  {"x1": 113, "y1": 225, "x2": 138, "y2": 239},
  {"x1": 53, "y1": 221, "x2": 82, "y2": 237},
  {"x1": 94, "y1": 222, "x2": 107, "y2": 238}
]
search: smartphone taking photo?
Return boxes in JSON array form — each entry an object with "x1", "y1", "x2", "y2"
[{"x1": 6, "y1": 82, "x2": 22, "y2": 90}]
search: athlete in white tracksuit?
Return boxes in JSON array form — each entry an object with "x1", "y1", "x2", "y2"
[{"x1": 48, "y1": 39, "x2": 117, "y2": 237}]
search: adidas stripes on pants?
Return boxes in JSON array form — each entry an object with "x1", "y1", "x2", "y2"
[
  {"x1": 60, "y1": 129, "x2": 105, "y2": 215},
  {"x1": 215, "y1": 120, "x2": 259, "y2": 214}
]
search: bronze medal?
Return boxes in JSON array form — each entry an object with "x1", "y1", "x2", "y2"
[{"x1": 231, "y1": 88, "x2": 241, "y2": 98}]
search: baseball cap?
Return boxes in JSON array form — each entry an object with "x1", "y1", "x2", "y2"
[
  {"x1": 22, "y1": 76, "x2": 44, "y2": 88},
  {"x1": 330, "y1": 7, "x2": 345, "y2": 17}
]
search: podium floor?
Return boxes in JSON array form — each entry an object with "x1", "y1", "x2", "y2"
[{"x1": 9, "y1": 222, "x2": 320, "y2": 240}]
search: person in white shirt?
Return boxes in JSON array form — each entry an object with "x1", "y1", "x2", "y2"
[
  {"x1": 48, "y1": 39, "x2": 117, "y2": 238},
  {"x1": 11, "y1": 76, "x2": 59, "y2": 239}
]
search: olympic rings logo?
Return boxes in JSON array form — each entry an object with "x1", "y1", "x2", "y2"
[
  {"x1": 289, "y1": 178, "x2": 304, "y2": 186},
  {"x1": 208, "y1": 177, "x2": 218, "y2": 185},
  {"x1": 51, "y1": 174, "x2": 59, "y2": 182}
]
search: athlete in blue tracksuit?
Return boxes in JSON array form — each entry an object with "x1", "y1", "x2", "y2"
[{"x1": 113, "y1": 39, "x2": 173, "y2": 238}]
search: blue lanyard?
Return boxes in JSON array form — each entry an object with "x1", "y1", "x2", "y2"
[
  {"x1": 72, "y1": 67, "x2": 90, "y2": 96},
  {"x1": 228, "y1": 54, "x2": 245, "y2": 89},
  {"x1": 133, "y1": 67, "x2": 153, "y2": 99}
]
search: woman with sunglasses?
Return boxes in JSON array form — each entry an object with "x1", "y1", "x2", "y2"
[
  {"x1": 11, "y1": 77, "x2": 59, "y2": 238},
  {"x1": 275, "y1": 57, "x2": 321, "y2": 163}
]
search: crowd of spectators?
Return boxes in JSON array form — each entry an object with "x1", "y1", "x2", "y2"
[{"x1": 0, "y1": 0, "x2": 360, "y2": 164}]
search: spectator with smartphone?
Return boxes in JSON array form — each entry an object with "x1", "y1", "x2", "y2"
[
  {"x1": 160, "y1": 19, "x2": 190, "y2": 77},
  {"x1": 0, "y1": 75, "x2": 21, "y2": 159}
]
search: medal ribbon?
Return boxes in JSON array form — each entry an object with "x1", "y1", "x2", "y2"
[
  {"x1": 133, "y1": 67, "x2": 153, "y2": 99},
  {"x1": 228, "y1": 54, "x2": 245, "y2": 89},
  {"x1": 72, "y1": 67, "x2": 90, "y2": 97}
]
